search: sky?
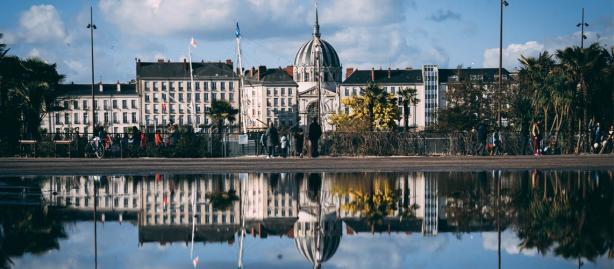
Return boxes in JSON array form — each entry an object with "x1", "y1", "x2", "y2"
[{"x1": 0, "y1": 0, "x2": 613, "y2": 84}]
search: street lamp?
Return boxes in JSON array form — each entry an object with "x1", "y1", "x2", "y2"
[
  {"x1": 498, "y1": 0, "x2": 508, "y2": 128},
  {"x1": 577, "y1": 8, "x2": 589, "y2": 49},
  {"x1": 87, "y1": 6, "x2": 97, "y2": 136}
]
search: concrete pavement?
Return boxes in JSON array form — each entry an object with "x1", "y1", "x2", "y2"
[{"x1": 0, "y1": 155, "x2": 612, "y2": 176}]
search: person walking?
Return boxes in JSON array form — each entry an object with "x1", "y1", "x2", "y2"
[
  {"x1": 260, "y1": 132, "x2": 267, "y2": 156},
  {"x1": 491, "y1": 128, "x2": 502, "y2": 156},
  {"x1": 308, "y1": 118, "x2": 322, "y2": 158},
  {"x1": 593, "y1": 122, "x2": 601, "y2": 153},
  {"x1": 294, "y1": 128, "x2": 304, "y2": 157},
  {"x1": 154, "y1": 129, "x2": 162, "y2": 147},
  {"x1": 599, "y1": 125, "x2": 614, "y2": 154},
  {"x1": 531, "y1": 121, "x2": 541, "y2": 156},
  {"x1": 280, "y1": 134, "x2": 288, "y2": 158},
  {"x1": 476, "y1": 122, "x2": 487, "y2": 156},
  {"x1": 265, "y1": 123, "x2": 279, "y2": 158}
]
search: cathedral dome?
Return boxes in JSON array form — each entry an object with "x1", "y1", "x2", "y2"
[{"x1": 293, "y1": 39, "x2": 341, "y2": 68}]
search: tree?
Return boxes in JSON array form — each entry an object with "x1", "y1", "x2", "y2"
[
  {"x1": 399, "y1": 87, "x2": 420, "y2": 131},
  {"x1": 437, "y1": 68, "x2": 492, "y2": 131},
  {"x1": 330, "y1": 82, "x2": 400, "y2": 131},
  {"x1": 209, "y1": 100, "x2": 238, "y2": 133}
]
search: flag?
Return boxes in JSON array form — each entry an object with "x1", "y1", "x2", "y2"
[
  {"x1": 235, "y1": 22, "x2": 241, "y2": 38},
  {"x1": 190, "y1": 37, "x2": 197, "y2": 48},
  {"x1": 192, "y1": 256, "x2": 199, "y2": 268}
]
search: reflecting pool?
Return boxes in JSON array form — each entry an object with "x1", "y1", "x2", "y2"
[{"x1": 0, "y1": 170, "x2": 612, "y2": 269}]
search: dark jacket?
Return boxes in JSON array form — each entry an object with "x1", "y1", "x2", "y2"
[
  {"x1": 308, "y1": 122, "x2": 322, "y2": 142},
  {"x1": 266, "y1": 126, "x2": 279, "y2": 147}
]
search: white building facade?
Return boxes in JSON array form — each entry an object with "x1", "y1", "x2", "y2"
[
  {"x1": 42, "y1": 83, "x2": 140, "y2": 135},
  {"x1": 136, "y1": 59, "x2": 240, "y2": 131}
]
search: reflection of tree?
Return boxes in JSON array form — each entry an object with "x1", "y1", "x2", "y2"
[
  {"x1": 334, "y1": 174, "x2": 416, "y2": 228},
  {"x1": 513, "y1": 170, "x2": 613, "y2": 262},
  {"x1": 209, "y1": 189, "x2": 238, "y2": 211},
  {"x1": 0, "y1": 206, "x2": 67, "y2": 268}
]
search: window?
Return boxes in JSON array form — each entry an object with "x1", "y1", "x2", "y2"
[
  {"x1": 73, "y1": 113, "x2": 79, "y2": 124},
  {"x1": 178, "y1": 94, "x2": 183, "y2": 102},
  {"x1": 64, "y1": 113, "x2": 70, "y2": 124},
  {"x1": 131, "y1": 100, "x2": 137, "y2": 109},
  {"x1": 204, "y1": 93, "x2": 209, "y2": 101},
  {"x1": 73, "y1": 101, "x2": 79, "y2": 109},
  {"x1": 104, "y1": 100, "x2": 109, "y2": 110},
  {"x1": 83, "y1": 113, "x2": 88, "y2": 124},
  {"x1": 55, "y1": 113, "x2": 60, "y2": 124},
  {"x1": 204, "y1": 82, "x2": 209, "y2": 91},
  {"x1": 187, "y1": 93, "x2": 191, "y2": 102},
  {"x1": 229, "y1": 82, "x2": 234, "y2": 90},
  {"x1": 281, "y1": 88, "x2": 285, "y2": 95},
  {"x1": 345, "y1": 88, "x2": 349, "y2": 96},
  {"x1": 288, "y1": 88, "x2": 293, "y2": 95},
  {"x1": 178, "y1": 81, "x2": 183, "y2": 91},
  {"x1": 195, "y1": 93, "x2": 200, "y2": 102},
  {"x1": 123, "y1": 112, "x2": 128, "y2": 123},
  {"x1": 83, "y1": 100, "x2": 88, "y2": 109},
  {"x1": 281, "y1": 98, "x2": 285, "y2": 106},
  {"x1": 145, "y1": 94, "x2": 150, "y2": 102},
  {"x1": 195, "y1": 82, "x2": 200, "y2": 90},
  {"x1": 229, "y1": 93, "x2": 234, "y2": 102},
  {"x1": 267, "y1": 88, "x2": 271, "y2": 96},
  {"x1": 63, "y1": 101, "x2": 69, "y2": 109},
  {"x1": 154, "y1": 93, "x2": 159, "y2": 103},
  {"x1": 144, "y1": 81, "x2": 150, "y2": 90},
  {"x1": 112, "y1": 112, "x2": 118, "y2": 123},
  {"x1": 221, "y1": 93, "x2": 225, "y2": 100},
  {"x1": 104, "y1": 112, "x2": 109, "y2": 123},
  {"x1": 274, "y1": 98, "x2": 278, "y2": 106},
  {"x1": 122, "y1": 100, "x2": 128, "y2": 109},
  {"x1": 112, "y1": 100, "x2": 118, "y2": 109},
  {"x1": 132, "y1": 112, "x2": 137, "y2": 123},
  {"x1": 220, "y1": 81, "x2": 225, "y2": 90}
]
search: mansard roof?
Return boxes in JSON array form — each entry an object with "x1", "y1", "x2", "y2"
[
  {"x1": 341, "y1": 67, "x2": 511, "y2": 85},
  {"x1": 136, "y1": 61, "x2": 237, "y2": 80},
  {"x1": 57, "y1": 83, "x2": 137, "y2": 97}
]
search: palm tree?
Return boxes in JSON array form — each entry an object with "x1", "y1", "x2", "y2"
[
  {"x1": 209, "y1": 100, "x2": 238, "y2": 133},
  {"x1": 399, "y1": 87, "x2": 420, "y2": 131},
  {"x1": 555, "y1": 44, "x2": 610, "y2": 151},
  {"x1": 519, "y1": 51, "x2": 555, "y2": 132},
  {"x1": 364, "y1": 82, "x2": 387, "y2": 131}
]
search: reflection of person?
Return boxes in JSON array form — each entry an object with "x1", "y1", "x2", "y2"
[{"x1": 308, "y1": 119, "x2": 322, "y2": 158}]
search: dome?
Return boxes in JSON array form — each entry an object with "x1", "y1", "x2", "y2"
[{"x1": 293, "y1": 39, "x2": 341, "y2": 68}]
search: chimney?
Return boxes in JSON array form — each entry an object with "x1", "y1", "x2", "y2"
[
  {"x1": 116, "y1": 81, "x2": 121, "y2": 92},
  {"x1": 283, "y1": 65, "x2": 294, "y2": 77},
  {"x1": 157, "y1": 58, "x2": 164, "y2": 63},
  {"x1": 346, "y1": 68, "x2": 354, "y2": 79},
  {"x1": 371, "y1": 68, "x2": 375, "y2": 81},
  {"x1": 249, "y1": 67, "x2": 254, "y2": 78},
  {"x1": 387, "y1": 67, "x2": 391, "y2": 79},
  {"x1": 226, "y1": 59, "x2": 233, "y2": 67},
  {"x1": 257, "y1": 65, "x2": 266, "y2": 81},
  {"x1": 99, "y1": 83, "x2": 103, "y2": 93},
  {"x1": 183, "y1": 58, "x2": 186, "y2": 63}
]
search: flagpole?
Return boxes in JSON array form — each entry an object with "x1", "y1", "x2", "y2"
[
  {"x1": 188, "y1": 42, "x2": 197, "y2": 130},
  {"x1": 236, "y1": 26, "x2": 247, "y2": 134}
]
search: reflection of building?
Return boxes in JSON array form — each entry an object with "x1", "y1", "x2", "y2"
[{"x1": 294, "y1": 173, "x2": 342, "y2": 269}]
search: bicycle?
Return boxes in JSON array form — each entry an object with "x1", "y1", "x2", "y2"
[{"x1": 85, "y1": 136, "x2": 105, "y2": 158}]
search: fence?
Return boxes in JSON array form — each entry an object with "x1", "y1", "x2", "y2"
[{"x1": 17, "y1": 130, "x2": 608, "y2": 158}]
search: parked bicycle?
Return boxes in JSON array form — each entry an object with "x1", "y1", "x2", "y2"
[{"x1": 85, "y1": 136, "x2": 104, "y2": 158}]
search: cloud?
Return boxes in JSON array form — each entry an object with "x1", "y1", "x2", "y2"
[
  {"x1": 482, "y1": 41, "x2": 544, "y2": 69},
  {"x1": 322, "y1": 0, "x2": 411, "y2": 26},
  {"x1": 482, "y1": 230, "x2": 538, "y2": 256},
  {"x1": 428, "y1": 9, "x2": 462, "y2": 22},
  {"x1": 18, "y1": 5, "x2": 70, "y2": 44},
  {"x1": 482, "y1": 31, "x2": 614, "y2": 69},
  {"x1": 98, "y1": 0, "x2": 307, "y2": 40}
]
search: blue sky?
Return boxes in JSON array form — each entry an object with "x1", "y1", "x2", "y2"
[{"x1": 1, "y1": 0, "x2": 613, "y2": 83}]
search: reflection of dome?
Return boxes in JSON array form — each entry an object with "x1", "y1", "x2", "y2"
[
  {"x1": 293, "y1": 211, "x2": 342, "y2": 266},
  {"x1": 294, "y1": 231, "x2": 341, "y2": 264},
  {"x1": 293, "y1": 39, "x2": 341, "y2": 68}
]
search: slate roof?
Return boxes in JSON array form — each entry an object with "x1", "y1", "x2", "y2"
[
  {"x1": 136, "y1": 61, "x2": 236, "y2": 80},
  {"x1": 244, "y1": 67, "x2": 298, "y2": 87},
  {"x1": 342, "y1": 68, "x2": 511, "y2": 85},
  {"x1": 56, "y1": 83, "x2": 137, "y2": 97},
  {"x1": 342, "y1": 69, "x2": 423, "y2": 85},
  {"x1": 294, "y1": 39, "x2": 341, "y2": 68}
]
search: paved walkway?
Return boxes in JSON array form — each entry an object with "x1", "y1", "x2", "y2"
[{"x1": 0, "y1": 155, "x2": 612, "y2": 176}]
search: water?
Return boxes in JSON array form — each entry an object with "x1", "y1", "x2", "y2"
[{"x1": 0, "y1": 171, "x2": 612, "y2": 269}]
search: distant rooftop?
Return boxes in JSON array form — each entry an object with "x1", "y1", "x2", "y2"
[
  {"x1": 136, "y1": 59, "x2": 236, "y2": 80},
  {"x1": 57, "y1": 83, "x2": 137, "y2": 97}
]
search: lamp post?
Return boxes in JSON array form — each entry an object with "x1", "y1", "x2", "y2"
[
  {"x1": 498, "y1": 0, "x2": 508, "y2": 128},
  {"x1": 87, "y1": 6, "x2": 97, "y2": 136},
  {"x1": 577, "y1": 8, "x2": 589, "y2": 49}
]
